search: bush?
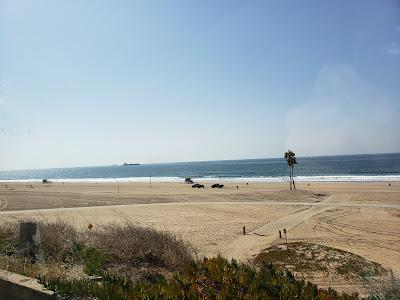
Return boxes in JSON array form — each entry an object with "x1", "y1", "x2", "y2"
[
  {"x1": 81, "y1": 246, "x2": 109, "y2": 275},
  {"x1": 40, "y1": 256, "x2": 360, "y2": 300},
  {"x1": 0, "y1": 219, "x2": 193, "y2": 282},
  {"x1": 368, "y1": 269, "x2": 400, "y2": 300},
  {"x1": 86, "y1": 223, "x2": 193, "y2": 271},
  {"x1": 38, "y1": 219, "x2": 81, "y2": 262},
  {"x1": 0, "y1": 222, "x2": 18, "y2": 255}
]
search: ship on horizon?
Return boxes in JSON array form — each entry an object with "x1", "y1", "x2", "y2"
[{"x1": 123, "y1": 162, "x2": 140, "y2": 166}]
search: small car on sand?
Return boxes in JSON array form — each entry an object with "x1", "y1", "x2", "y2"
[
  {"x1": 211, "y1": 183, "x2": 224, "y2": 188},
  {"x1": 192, "y1": 183, "x2": 204, "y2": 188}
]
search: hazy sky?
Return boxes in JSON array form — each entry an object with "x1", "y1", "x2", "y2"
[{"x1": 1, "y1": 0, "x2": 399, "y2": 170}]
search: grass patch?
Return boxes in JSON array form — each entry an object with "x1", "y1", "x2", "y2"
[
  {"x1": 0, "y1": 222, "x2": 18, "y2": 255},
  {"x1": 254, "y1": 242, "x2": 387, "y2": 280}
]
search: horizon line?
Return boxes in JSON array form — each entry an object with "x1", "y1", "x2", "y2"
[{"x1": 1, "y1": 151, "x2": 399, "y2": 173}]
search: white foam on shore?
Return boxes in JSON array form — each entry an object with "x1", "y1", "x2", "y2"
[{"x1": 1, "y1": 175, "x2": 400, "y2": 183}]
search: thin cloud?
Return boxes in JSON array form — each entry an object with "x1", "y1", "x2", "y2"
[
  {"x1": 285, "y1": 65, "x2": 400, "y2": 156},
  {"x1": 387, "y1": 43, "x2": 400, "y2": 56}
]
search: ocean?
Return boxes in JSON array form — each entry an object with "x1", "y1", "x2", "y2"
[{"x1": 1, "y1": 153, "x2": 400, "y2": 183}]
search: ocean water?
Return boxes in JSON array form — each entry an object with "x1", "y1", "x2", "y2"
[{"x1": 1, "y1": 153, "x2": 400, "y2": 183}]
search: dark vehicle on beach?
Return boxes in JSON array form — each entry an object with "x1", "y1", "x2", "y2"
[
  {"x1": 185, "y1": 178, "x2": 193, "y2": 184},
  {"x1": 192, "y1": 183, "x2": 204, "y2": 188},
  {"x1": 211, "y1": 183, "x2": 224, "y2": 188}
]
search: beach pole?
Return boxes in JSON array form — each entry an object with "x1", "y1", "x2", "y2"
[
  {"x1": 117, "y1": 180, "x2": 120, "y2": 193},
  {"x1": 243, "y1": 226, "x2": 246, "y2": 235},
  {"x1": 279, "y1": 230, "x2": 282, "y2": 239},
  {"x1": 283, "y1": 228, "x2": 287, "y2": 245}
]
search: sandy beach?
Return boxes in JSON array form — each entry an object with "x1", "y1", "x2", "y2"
[{"x1": 1, "y1": 181, "x2": 399, "y2": 293}]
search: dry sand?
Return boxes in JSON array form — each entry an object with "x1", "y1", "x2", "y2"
[{"x1": 0, "y1": 181, "x2": 399, "y2": 293}]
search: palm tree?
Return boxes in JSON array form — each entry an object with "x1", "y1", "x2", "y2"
[{"x1": 284, "y1": 150, "x2": 297, "y2": 190}]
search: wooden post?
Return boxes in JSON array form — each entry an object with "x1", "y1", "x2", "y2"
[
  {"x1": 279, "y1": 230, "x2": 282, "y2": 238},
  {"x1": 283, "y1": 228, "x2": 287, "y2": 244},
  {"x1": 243, "y1": 226, "x2": 246, "y2": 235},
  {"x1": 117, "y1": 180, "x2": 120, "y2": 193}
]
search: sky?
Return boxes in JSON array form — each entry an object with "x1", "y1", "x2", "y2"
[{"x1": 0, "y1": 0, "x2": 400, "y2": 170}]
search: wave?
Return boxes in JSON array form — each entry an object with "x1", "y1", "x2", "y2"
[{"x1": 1, "y1": 175, "x2": 400, "y2": 183}]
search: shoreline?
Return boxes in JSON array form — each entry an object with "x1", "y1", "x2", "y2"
[{"x1": 1, "y1": 174, "x2": 400, "y2": 183}]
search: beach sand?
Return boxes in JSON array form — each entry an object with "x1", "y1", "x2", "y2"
[{"x1": 1, "y1": 181, "x2": 399, "y2": 294}]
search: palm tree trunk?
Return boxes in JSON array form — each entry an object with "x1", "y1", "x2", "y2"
[
  {"x1": 292, "y1": 166, "x2": 296, "y2": 190},
  {"x1": 289, "y1": 166, "x2": 292, "y2": 190}
]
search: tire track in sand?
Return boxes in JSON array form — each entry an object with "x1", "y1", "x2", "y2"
[{"x1": 220, "y1": 195, "x2": 349, "y2": 261}]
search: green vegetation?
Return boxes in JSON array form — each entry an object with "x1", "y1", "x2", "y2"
[
  {"x1": 0, "y1": 219, "x2": 192, "y2": 282},
  {"x1": 284, "y1": 150, "x2": 297, "y2": 190},
  {"x1": 254, "y1": 242, "x2": 386, "y2": 280},
  {"x1": 40, "y1": 256, "x2": 359, "y2": 300},
  {"x1": 1, "y1": 220, "x2": 397, "y2": 299}
]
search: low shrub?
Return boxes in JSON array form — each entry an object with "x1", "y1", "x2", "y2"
[
  {"x1": 368, "y1": 269, "x2": 400, "y2": 300},
  {"x1": 81, "y1": 246, "x2": 109, "y2": 275},
  {"x1": 38, "y1": 218, "x2": 80, "y2": 262},
  {"x1": 0, "y1": 219, "x2": 193, "y2": 282},
  {"x1": 40, "y1": 256, "x2": 359, "y2": 300},
  {"x1": 254, "y1": 242, "x2": 386, "y2": 280},
  {"x1": 0, "y1": 255, "x2": 39, "y2": 278},
  {"x1": 0, "y1": 222, "x2": 18, "y2": 255},
  {"x1": 86, "y1": 223, "x2": 193, "y2": 271}
]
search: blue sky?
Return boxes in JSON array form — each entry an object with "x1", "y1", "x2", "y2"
[{"x1": 1, "y1": 0, "x2": 399, "y2": 170}]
